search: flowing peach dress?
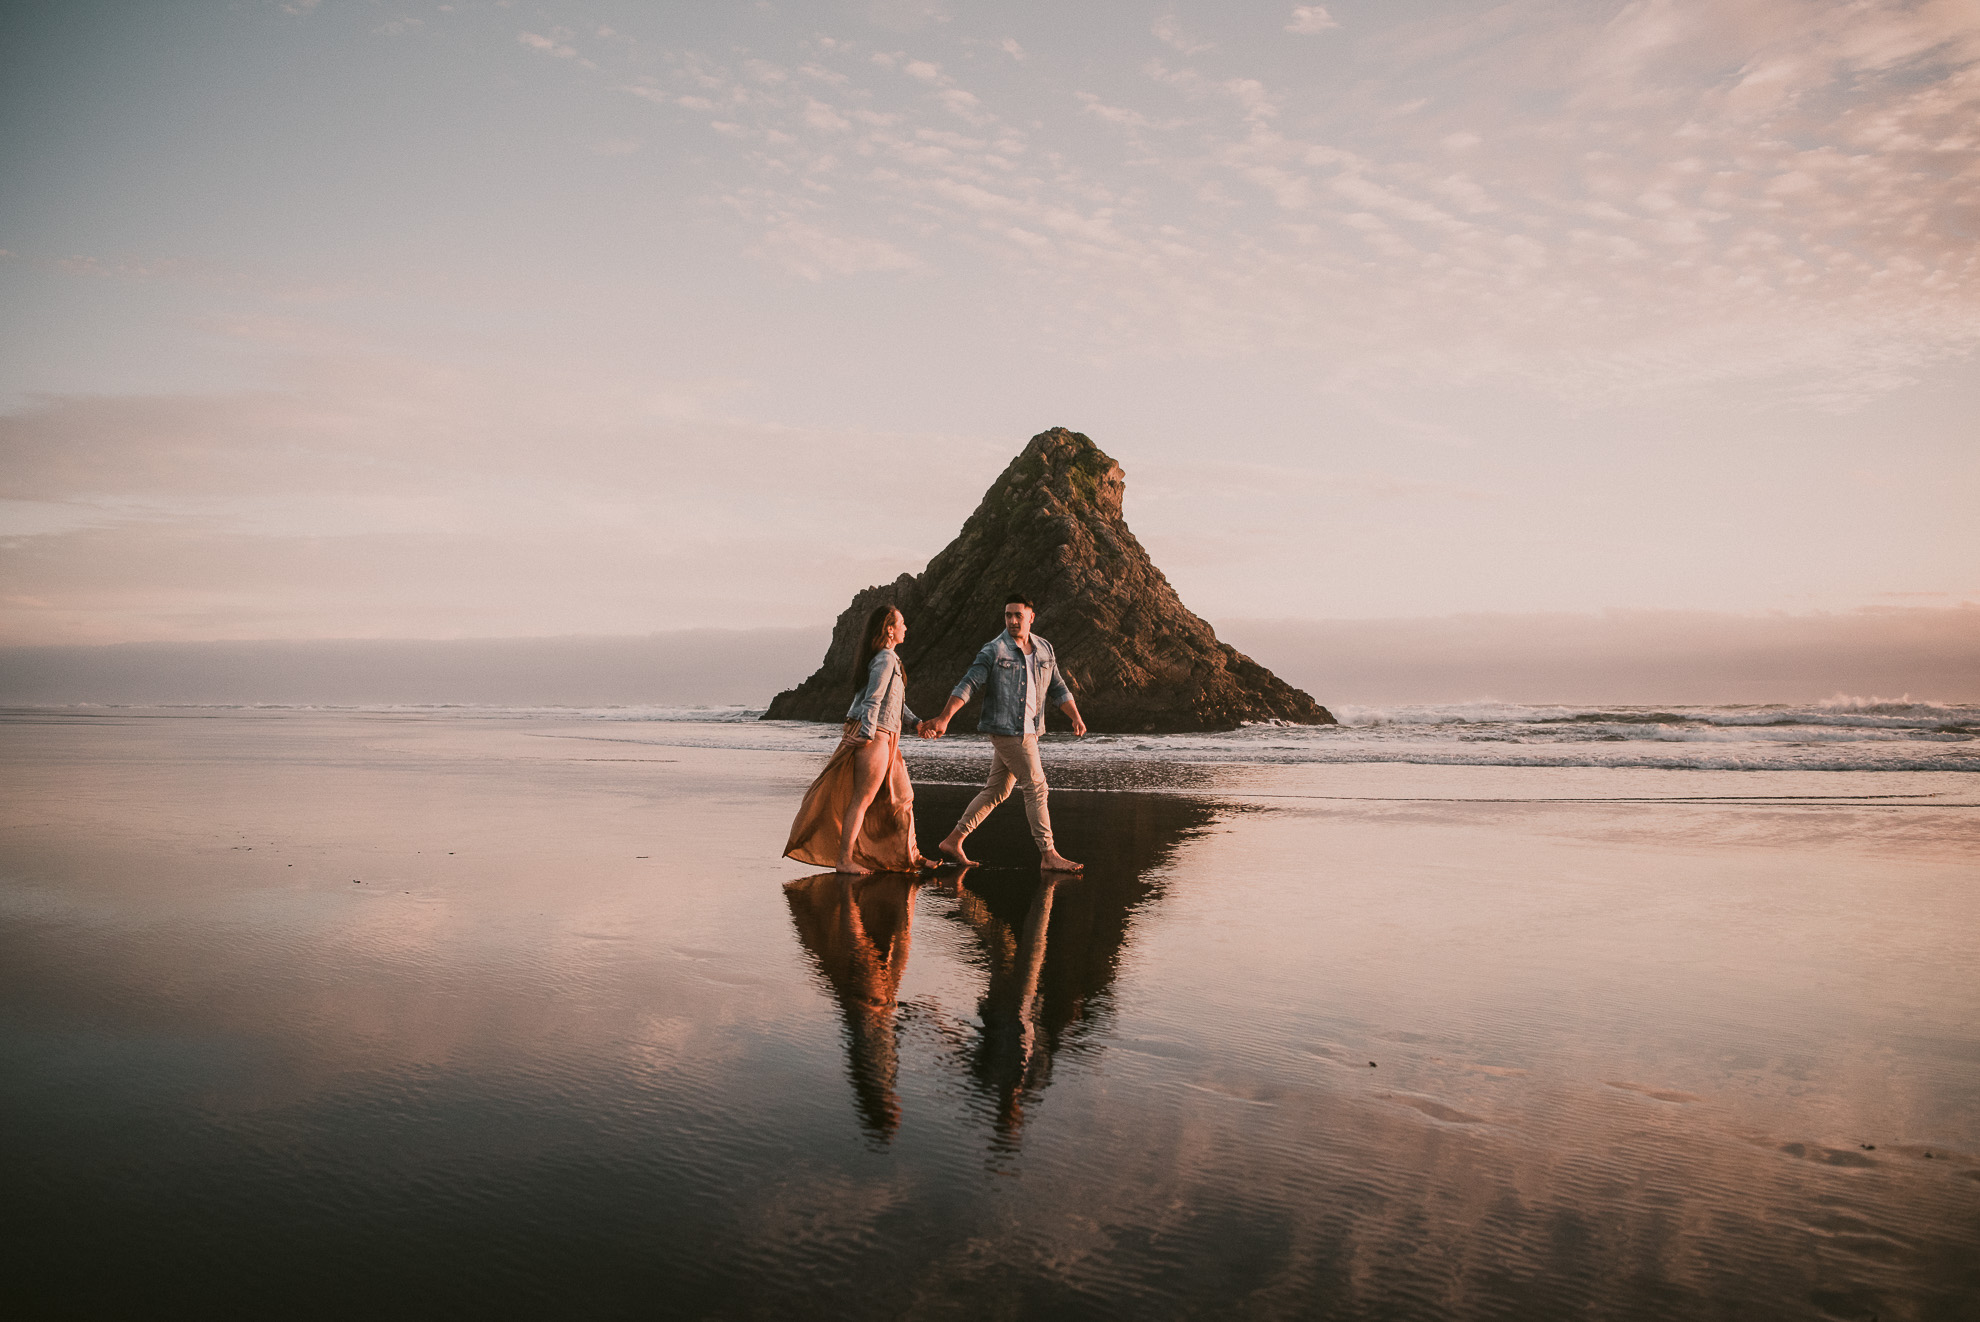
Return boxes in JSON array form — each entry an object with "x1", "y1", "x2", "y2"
[{"x1": 783, "y1": 723, "x2": 925, "y2": 871}]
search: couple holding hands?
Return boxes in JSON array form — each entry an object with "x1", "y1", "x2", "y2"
[{"x1": 783, "y1": 594, "x2": 1086, "y2": 876}]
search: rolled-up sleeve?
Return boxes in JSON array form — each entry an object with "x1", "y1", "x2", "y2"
[
  {"x1": 1045, "y1": 653, "x2": 1074, "y2": 710},
  {"x1": 951, "y1": 644, "x2": 993, "y2": 703}
]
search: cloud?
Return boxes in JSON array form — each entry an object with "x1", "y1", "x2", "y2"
[
  {"x1": 1076, "y1": 92, "x2": 1180, "y2": 131},
  {"x1": 1286, "y1": 6, "x2": 1339, "y2": 36},
  {"x1": 803, "y1": 99, "x2": 851, "y2": 132},
  {"x1": 864, "y1": 0, "x2": 953, "y2": 33},
  {"x1": 519, "y1": 32, "x2": 576, "y2": 58},
  {"x1": 749, "y1": 220, "x2": 923, "y2": 279},
  {"x1": 1154, "y1": 15, "x2": 1214, "y2": 55},
  {"x1": 193, "y1": 5, "x2": 1980, "y2": 409}
]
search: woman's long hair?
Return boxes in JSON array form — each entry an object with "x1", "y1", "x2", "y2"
[{"x1": 849, "y1": 604, "x2": 901, "y2": 691}]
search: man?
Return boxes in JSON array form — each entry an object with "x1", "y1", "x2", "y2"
[{"x1": 919, "y1": 594, "x2": 1087, "y2": 871}]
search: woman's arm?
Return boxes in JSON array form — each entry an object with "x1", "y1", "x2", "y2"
[{"x1": 848, "y1": 650, "x2": 897, "y2": 741}]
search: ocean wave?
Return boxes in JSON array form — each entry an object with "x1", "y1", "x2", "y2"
[
  {"x1": 1052, "y1": 747, "x2": 1977, "y2": 773},
  {"x1": 8, "y1": 700, "x2": 1973, "y2": 771},
  {"x1": 1331, "y1": 697, "x2": 1977, "y2": 733}
]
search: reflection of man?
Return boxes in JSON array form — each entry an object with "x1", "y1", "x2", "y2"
[
  {"x1": 952, "y1": 876, "x2": 1057, "y2": 1145},
  {"x1": 920, "y1": 594, "x2": 1086, "y2": 871}
]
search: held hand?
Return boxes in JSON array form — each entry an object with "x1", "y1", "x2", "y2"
[{"x1": 923, "y1": 719, "x2": 949, "y2": 739}]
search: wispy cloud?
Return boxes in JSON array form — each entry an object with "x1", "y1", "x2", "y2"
[
  {"x1": 535, "y1": 1, "x2": 1979, "y2": 406},
  {"x1": 748, "y1": 219, "x2": 923, "y2": 280},
  {"x1": 518, "y1": 29, "x2": 595, "y2": 68},
  {"x1": 8, "y1": 0, "x2": 1972, "y2": 642},
  {"x1": 1153, "y1": 15, "x2": 1215, "y2": 55},
  {"x1": 1286, "y1": 7, "x2": 1339, "y2": 36}
]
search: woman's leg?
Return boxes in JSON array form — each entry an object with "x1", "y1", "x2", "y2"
[
  {"x1": 836, "y1": 732, "x2": 895, "y2": 874},
  {"x1": 884, "y1": 741, "x2": 928, "y2": 868}
]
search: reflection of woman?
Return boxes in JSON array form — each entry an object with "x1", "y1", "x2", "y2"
[
  {"x1": 784, "y1": 604, "x2": 929, "y2": 874},
  {"x1": 784, "y1": 872, "x2": 918, "y2": 1139}
]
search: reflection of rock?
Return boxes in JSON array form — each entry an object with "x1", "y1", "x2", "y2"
[
  {"x1": 783, "y1": 873, "x2": 918, "y2": 1142},
  {"x1": 764, "y1": 428, "x2": 1334, "y2": 733}
]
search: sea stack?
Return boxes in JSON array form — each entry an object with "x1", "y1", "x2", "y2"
[{"x1": 764, "y1": 428, "x2": 1334, "y2": 733}]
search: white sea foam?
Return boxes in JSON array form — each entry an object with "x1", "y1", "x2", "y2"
[
  {"x1": 9, "y1": 699, "x2": 1974, "y2": 771},
  {"x1": 1332, "y1": 696, "x2": 1976, "y2": 732},
  {"x1": 939, "y1": 697, "x2": 1980, "y2": 772}
]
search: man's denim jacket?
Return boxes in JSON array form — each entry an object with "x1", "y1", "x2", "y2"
[
  {"x1": 951, "y1": 631, "x2": 1074, "y2": 736},
  {"x1": 846, "y1": 648, "x2": 918, "y2": 740}
]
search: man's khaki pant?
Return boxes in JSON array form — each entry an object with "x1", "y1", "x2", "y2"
[{"x1": 952, "y1": 733, "x2": 1054, "y2": 851}]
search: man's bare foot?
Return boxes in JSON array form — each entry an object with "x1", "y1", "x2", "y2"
[
  {"x1": 1040, "y1": 851, "x2": 1083, "y2": 872},
  {"x1": 937, "y1": 835, "x2": 974, "y2": 866},
  {"x1": 834, "y1": 860, "x2": 872, "y2": 876}
]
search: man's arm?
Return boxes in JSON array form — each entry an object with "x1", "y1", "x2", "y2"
[
  {"x1": 918, "y1": 692, "x2": 967, "y2": 738},
  {"x1": 1044, "y1": 644, "x2": 1084, "y2": 736},
  {"x1": 1057, "y1": 697, "x2": 1087, "y2": 738},
  {"x1": 918, "y1": 645, "x2": 991, "y2": 738}
]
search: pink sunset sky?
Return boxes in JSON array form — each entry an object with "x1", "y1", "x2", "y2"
[{"x1": 1, "y1": 0, "x2": 1975, "y2": 678}]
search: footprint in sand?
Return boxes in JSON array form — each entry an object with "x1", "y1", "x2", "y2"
[
  {"x1": 1776, "y1": 1141, "x2": 1878, "y2": 1168},
  {"x1": 1391, "y1": 1094, "x2": 1483, "y2": 1125},
  {"x1": 1605, "y1": 1080, "x2": 1702, "y2": 1104}
]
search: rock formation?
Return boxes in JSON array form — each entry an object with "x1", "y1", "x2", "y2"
[{"x1": 763, "y1": 427, "x2": 1334, "y2": 733}]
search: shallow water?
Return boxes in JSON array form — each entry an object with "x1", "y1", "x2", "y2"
[
  {"x1": 2, "y1": 710, "x2": 1976, "y2": 1319},
  {"x1": 23, "y1": 695, "x2": 1980, "y2": 772}
]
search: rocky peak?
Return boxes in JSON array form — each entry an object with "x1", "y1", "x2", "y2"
[{"x1": 989, "y1": 427, "x2": 1126, "y2": 520}]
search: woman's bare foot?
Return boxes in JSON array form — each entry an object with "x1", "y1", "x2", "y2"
[
  {"x1": 835, "y1": 860, "x2": 872, "y2": 876},
  {"x1": 1040, "y1": 850, "x2": 1083, "y2": 872},
  {"x1": 937, "y1": 833, "x2": 974, "y2": 865}
]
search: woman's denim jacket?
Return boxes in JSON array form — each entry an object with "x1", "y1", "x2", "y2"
[
  {"x1": 846, "y1": 648, "x2": 918, "y2": 740},
  {"x1": 950, "y1": 631, "x2": 1073, "y2": 736}
]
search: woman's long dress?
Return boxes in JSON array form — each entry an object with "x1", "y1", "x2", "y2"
[{"x1": 783, "y1": 724, "x2": 923, "y2": 871}]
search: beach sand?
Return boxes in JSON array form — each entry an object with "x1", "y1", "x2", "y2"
[{"x1": 2, "y1": 710, "x2": 1976, "y2": 1319}]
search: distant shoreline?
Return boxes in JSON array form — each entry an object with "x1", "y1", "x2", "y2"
[{"x1": 2, "y1": 608, "x2": 1973, "y2": 707}]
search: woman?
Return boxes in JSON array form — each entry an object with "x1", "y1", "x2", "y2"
[{"x1": 783, "y1": 604, "x2": 929, "y2": 874}]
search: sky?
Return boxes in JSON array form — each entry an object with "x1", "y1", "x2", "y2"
[{"x1": 1, "y1": 0, "x2": 1976, "y2": 647}]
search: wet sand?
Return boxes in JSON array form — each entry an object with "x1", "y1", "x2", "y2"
[{"x1": 2, "y1": 710, "x2": 1976, "y2": 1319}]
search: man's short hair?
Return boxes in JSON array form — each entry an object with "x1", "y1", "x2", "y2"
[{"x1": 1003, "y1": 594, "x2": 1036, "y2": 611}]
